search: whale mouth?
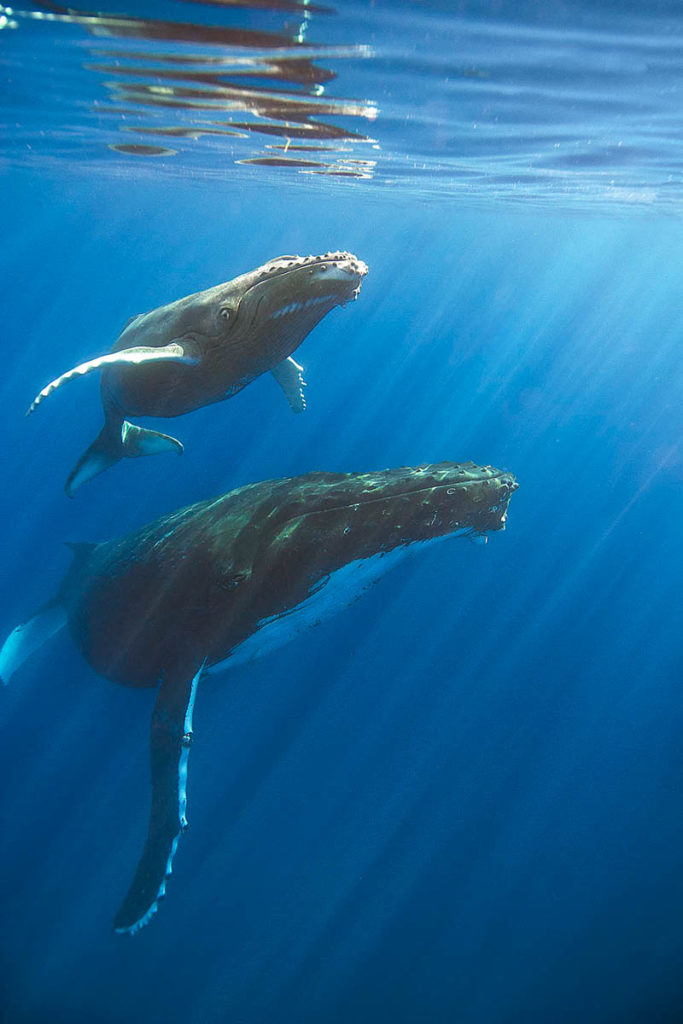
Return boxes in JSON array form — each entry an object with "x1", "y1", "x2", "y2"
[
  {"x1": 243, "y1": 250, "x2": 368, "y2": 321},
  {"x1": 270, "y1": 293, "x2": 349, "y2": 319}
]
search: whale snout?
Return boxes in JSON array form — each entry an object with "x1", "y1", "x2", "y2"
[
  {"x1": 246, "y1": 251, "x2": 368, "y2": 324},
  {"x1": 311, "y1": 251, "x2": 368, "y2": 276},
  {"x1": 402, "y1": 461, "x2": 519, "y2": 540},
  {"x1": 309, "y1": 252, "x2": 368, "y2": 301},
  {"x1": 496, "y1": 475, "x2": 519, "y2": 498}
]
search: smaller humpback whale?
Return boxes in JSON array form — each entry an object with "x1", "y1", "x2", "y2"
[
  {"x1": 0, "y1": 461, "x2": 517, "y2": 934},
  {"x1": 27, "y1": 251, "x2": 368, "y2": 495}
]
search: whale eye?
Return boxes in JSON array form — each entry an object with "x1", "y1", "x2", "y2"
[{"x1": 219, "y1": 307, "x2": 232, "y2": 322}]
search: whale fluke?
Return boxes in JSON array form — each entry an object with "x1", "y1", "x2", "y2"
[
  {"x1": 0, "y1": 542, "x2": 95, "y2": 683},
  {"x1": 0, "y1": 604, "x2": 66, "y2": 686},
  {"x1": 27, "y1": 342, "x2": 199, "y2": 415},
  {"x1": 66, "y1": 419, "x2": 184, "y2": 497}
]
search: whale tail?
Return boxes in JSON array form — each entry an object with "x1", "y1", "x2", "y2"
[
  {"x1": 0, "y1": 603, "x2": 66, "y2": 686},
  {"x1": 66, "y1": 418, "x2": 184, "y2": 497},
  {"x1": 0, "y1": 543, "x2": 95, "y2": 686}
]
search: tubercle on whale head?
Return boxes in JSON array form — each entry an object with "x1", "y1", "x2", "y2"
[
  {"x1": 260, "y1": 251, "x2": 369, "y2": 281},
  {"x1": 214, "y1": 251, "x2": 368, "y2": 332},
  {"x1": 262, "y1": 461, "x2": 518, "y2": 562},
  {"x1": 396, "y1": 461, "x2": 519, "y2": 540},
  {"x1": 352, "y1": 461, "x2": 517, "y2": 544}
]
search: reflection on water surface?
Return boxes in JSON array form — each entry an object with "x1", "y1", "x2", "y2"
[
  {"x1": 3, "y1": 0, "x2": 683, "y2": 206},
  {"x1": 1, "y1": 0, "x2": 378, "y2": 178}
]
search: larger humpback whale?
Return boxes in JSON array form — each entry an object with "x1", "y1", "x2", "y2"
[
  {"x1": 27, "y1": 251, "x2": 368, "y2": 495},
  {"x1": 0, "y1": 460, "x2": 517, "y2": 934}
]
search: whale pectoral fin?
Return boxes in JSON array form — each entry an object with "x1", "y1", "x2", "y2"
[
  {"x1": 0, "y1": 604, "x2": 66, "y2": 685},
  {"x1": 271, "y1": 356, "x2": 307, "y2": 413},
  {"x1": 113, "y1": 659, "x2": 205, "y2": 935},
  {"x1": 27, "y1": 342, "x2": 200, "y2": 415}
]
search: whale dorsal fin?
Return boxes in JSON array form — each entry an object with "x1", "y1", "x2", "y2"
[
  {"x1": 271, "y1": 356, "x2": 307, "y2": 413},
  {"x1": 113, "y1": 659, "x2": 205, "y2": 935},
  {"x1": 64, "y1": 540, "x2": 97, "y2": 562},
  {"x1": 27, "y1": 342, "x2": 200, "y2": 416},
  {"x1": 121, "y1": 313, "x2": 143, "y2": 331}
]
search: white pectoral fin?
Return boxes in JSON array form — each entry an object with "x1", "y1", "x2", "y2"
[
  {"x1": 27, "y1": 342, "x2": 201, "y2": 415},
  {"x1": 0, "y1": 605, "x2": 66, "y2": 685},
  {"x1": 271, "y1": 356, "x2": 307, "y2": 413}
]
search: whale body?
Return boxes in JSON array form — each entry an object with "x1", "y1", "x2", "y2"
[
  {"x1": 0, "y1": 461, "x2": 517, "y2": 934},
  {"x1": 27, "y1": 251, "x2": 368, "y2": 494}
]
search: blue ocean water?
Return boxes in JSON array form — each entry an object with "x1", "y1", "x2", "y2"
[{"x1": 2, "y1": 2, "x2": 683, "y2": 1022}]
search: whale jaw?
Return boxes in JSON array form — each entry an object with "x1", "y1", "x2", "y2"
[{"x1": 233, "y1": 251, "x2": 368, "y2": 343}]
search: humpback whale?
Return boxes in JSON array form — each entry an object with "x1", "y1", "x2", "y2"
[
  {"x1": 0, "y1": 461, "x2": 517, "y2": 934},
  {"x1": 27, "y1": 251, "x2": 368, "y2": 495}
]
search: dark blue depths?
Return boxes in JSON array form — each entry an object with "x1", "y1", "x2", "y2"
[{"x1": 1, "y1": 175, "x2": 682, "y2": 1024}]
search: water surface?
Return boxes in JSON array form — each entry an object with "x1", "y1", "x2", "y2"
[{"x1": 2, "y1": 2, "x2": 683, "y2": 1022}]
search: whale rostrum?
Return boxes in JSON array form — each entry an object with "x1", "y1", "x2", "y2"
[
  {"x1": 27, "y1": 251, "x2": 368, "y2": 495},
  {"x1": 0, "y1": 460, "x2": 518, "y2": 934}
]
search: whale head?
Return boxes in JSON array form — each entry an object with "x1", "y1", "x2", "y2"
[
  {"x1": 108, "y1": 251, "x2": 368, "y2": 393},
  {"x1": 207, "y1": 250, "x2": 368, "y2": 356},
  {"x1": 208, "y1": 460, "x2": 518, "y2": 668},
  {"x1": 116, "y1": 251, "x2": 367, "y2": 347},
  {"x1": 249, "y1": 460, "x2": 518, "y2": 578}
]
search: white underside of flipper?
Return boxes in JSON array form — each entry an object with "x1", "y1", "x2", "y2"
[
  {"x1": 271, "y1": 356, "x2": 307, "y2": 413},
  {"x1": 0, "y1": 605, "x2": 66, "y2": 685},
  {"x1": 27, "y1": 343, "x2": 199, "y2": 415}
]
